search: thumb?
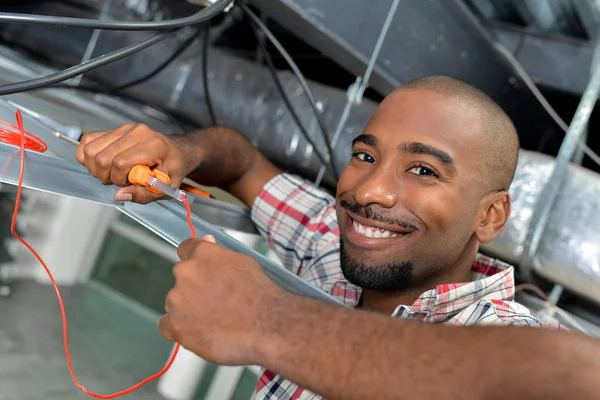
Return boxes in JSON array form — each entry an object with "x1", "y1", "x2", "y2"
[{"x1": 114, "y1": 186, "x2": 164, "y2": 204}]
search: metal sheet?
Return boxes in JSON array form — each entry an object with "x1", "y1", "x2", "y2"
[
  {"x1": 0, "y1": 140, "x2": 342, "y2": 306},
  {"x1": 123, "y1": 201, "x2": 341, "y2": 303},
  {"x1": 188, "y1": 196, "x2": 258, "y2": 235}
]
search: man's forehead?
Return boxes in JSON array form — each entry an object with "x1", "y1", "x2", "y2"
[
  {"x1": 380, "y1": 87, "x2": 473, "y2": 116},
  {"x1": 365, "y1": 89, "x2": 482, "y2": 146},
  {"x1": 358, "y1": 88, "x2": 485, "y2": 171}
]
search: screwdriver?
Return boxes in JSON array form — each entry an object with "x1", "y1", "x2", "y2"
[{"x1": 128, "y1": 165, "x2": 211, "y2": 204}]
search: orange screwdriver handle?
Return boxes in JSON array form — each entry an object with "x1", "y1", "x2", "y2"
[{"x1": 128, "y1": 165, "x2": 171, "y2": 195}]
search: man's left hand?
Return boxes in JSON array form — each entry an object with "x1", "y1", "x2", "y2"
[{"x1": 158, "y1": 235, "x2": 286, "y2": 365}]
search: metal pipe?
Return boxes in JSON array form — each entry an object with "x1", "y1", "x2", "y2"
[
  {"x1": 519, "y1": 39, "x2": 600, "y2": 280},
  {"x1": 0, "y1": 0, "x2": 379, "y2": 189}
]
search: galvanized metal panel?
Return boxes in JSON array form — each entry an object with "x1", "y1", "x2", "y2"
[{"x1": 0, "y1": 136, "x2": 342, "y2": 306}]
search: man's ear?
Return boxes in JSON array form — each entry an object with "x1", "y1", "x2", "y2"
[{"x1": 475, "y1": 191, "x2": 511, "y2": 244}]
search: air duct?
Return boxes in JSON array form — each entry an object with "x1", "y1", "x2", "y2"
[
  {"x1": 3, "y1": 0, "x2": 600, "y2": 308},
  {"x1": 0, "y1": 0, "x2": 379, "y2": 189}
]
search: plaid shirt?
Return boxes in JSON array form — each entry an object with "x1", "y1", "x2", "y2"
[{"x1": 250, "y1": 173, "x2": 563, "y2": 400}]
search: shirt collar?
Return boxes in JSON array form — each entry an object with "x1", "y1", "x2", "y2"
[{"x1": 391, "y1": 253, "x2": 515, "y2": 322}]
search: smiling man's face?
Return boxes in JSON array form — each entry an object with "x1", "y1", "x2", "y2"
[{"x1": 336, "y1": 87, "x2": 506, "y2": 292}]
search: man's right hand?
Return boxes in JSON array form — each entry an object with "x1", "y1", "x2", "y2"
[
  {"x1": 77, "y1": 123, "x2": 281, "y2": 208},
  {"x1": 77, "y1": 123, "x2": 192, "y2": 204}
]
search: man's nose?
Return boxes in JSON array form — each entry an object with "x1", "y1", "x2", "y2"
[{"x1": 353, "y1": 166, "x2": 397, "y2": 209}]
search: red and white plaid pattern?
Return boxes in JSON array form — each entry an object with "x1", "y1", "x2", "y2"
[{"x1": 250, "y1": 173, "x2": 564, "y2": 400}]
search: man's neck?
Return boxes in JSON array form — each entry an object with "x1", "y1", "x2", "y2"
[{"x1": 359, "y1": 257, "x2": 475, "y2": 314}]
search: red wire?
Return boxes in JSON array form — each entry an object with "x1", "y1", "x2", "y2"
[
  {"x1": 0, "y1": 116, "x2": 47, "y2": 153},
  {"x1": 7, "y1": 110, "x2": 197, "y2": 398}
]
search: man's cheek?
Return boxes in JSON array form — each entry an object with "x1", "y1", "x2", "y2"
[{"x1": 413, "y1": 197, "x2": 458, "y2": 232}]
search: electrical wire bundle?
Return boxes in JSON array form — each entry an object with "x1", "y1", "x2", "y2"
[{"x1": 0, "y1": 0, "x2": 233, "y2": 95}]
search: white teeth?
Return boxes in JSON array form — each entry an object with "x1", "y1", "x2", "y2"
[{"x1": 352, "y1": 220, "x2": 399, "y2": 239}]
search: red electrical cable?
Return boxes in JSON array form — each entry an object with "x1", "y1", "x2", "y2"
[
  {"x1": 0, "y1": 115, "x2": 48, "y2": 153},
  {"x1": 6, "y1": 110, "x2": 196, "y2": 398}
]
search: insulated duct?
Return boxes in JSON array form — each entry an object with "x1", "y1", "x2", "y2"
[
  {"x1": 0, "y1": 0, "x2": 379, "y2": 189},
  {"x1": 482, "y1": 150, "x2": 600, "y2": 305},
  {"x1": 3, "y1": 1, "x2": 600, "y2": 307}
]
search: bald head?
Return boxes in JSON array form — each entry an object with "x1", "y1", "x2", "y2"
[{"x1": 399, "y1": 76, "x2": 519, "y2": 193}]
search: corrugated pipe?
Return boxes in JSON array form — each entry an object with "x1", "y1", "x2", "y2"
[{"x1": 0, "y1": 1, "x2": 379, "y2": 189}]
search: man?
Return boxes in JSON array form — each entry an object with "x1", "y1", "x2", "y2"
[{"x1": 76, "y1": 77, "x2": 594, "y2": 399}]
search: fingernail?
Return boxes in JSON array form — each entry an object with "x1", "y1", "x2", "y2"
[
  {"x1": 116, "y1": 193, "x2": 133, "y2": 202},
  {"x1": 204, "y1": 235, "x2": 216, "y2": 243}
]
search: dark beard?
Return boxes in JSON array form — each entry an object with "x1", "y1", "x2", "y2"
[{"x1": 340, "y1": 239, "x2": 414, "y2": 291}]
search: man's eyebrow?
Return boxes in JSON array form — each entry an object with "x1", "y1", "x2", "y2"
[
  {"x1": 352, "y1": 134, "x2": 378, "y2": 147},
  {"x1": 398, "y1": 141, "x2": 456, "y2": 173}
]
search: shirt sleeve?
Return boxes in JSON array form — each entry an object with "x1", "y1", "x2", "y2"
[
  {"x1": 250, "y1": 173, "x2": 360, "y2": 304},
  {"x1": 448, "y1": 298, "x2": 568, "y2": 330},
  {"x1": 250, "y1": 173, "x2": 339, "y2": 274}
]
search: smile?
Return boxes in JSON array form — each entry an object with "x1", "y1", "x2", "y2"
[
  {"x1": 345, "y1": 212, "x2": 414, "y2": 249},
  {"x1": 352, "y1": 220, "x2": 400, "y2": 239}
]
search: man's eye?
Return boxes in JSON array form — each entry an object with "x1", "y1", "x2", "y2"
[
  {"x1": 409, "y1": 165, "x2": 438, "y2": 177},
  {"x1": 352, "y1": 152, "x2": 375, "y2": 164}
]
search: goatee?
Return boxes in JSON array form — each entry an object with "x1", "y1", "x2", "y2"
[{"x1": 339, "y1": 239, "x2": 414, "y2": 291}]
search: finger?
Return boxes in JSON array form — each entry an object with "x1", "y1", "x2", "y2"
[
  {"x1": 109, "y1": 137, "x2": 175, "y2": 188},
  {"x1": 76, "y1": 131, "x2": 109, "y2": 165},
  {"x1": 81, "y1": 126, "x2": 135, "y2": 178},
  {"x1": 114, "y1": 186, "x2": 164, "y2": 204},
  {"x1": 164, "y1": 288, "x2": 176, "y2": 313},
  {"x1": 177, "y1": 237, "x2": 215, "y2": 261},
  {"x1": 95, "y1": 133, "x2": 146, "y2": 185},
  {"x1": 158, "y1": 314, "x2": 175, "y2": 342}
]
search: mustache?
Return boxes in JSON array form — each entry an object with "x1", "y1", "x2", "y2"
[{"x1": 340, "y1": 200, "x2": 419, "y2": 231}]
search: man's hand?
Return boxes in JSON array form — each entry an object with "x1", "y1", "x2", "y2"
[
  {"x1": 77, "y1": 124, "x2": 281, "y2": 208},
  {"x1": 158, "y1": 235, "x2": 286, "y2": 365},
  {"x1": 154, "y1": 239, "x2": 600, "y2": 400},
  {"x1": 77, "y1": 124, "x2": 194, "y2": 204}
]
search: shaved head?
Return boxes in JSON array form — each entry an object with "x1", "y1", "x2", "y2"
[{"x1": 400, "y1": 76, "x2": 519, "y2": 193}]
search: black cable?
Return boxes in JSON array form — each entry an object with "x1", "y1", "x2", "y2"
[
  {"x1": 203, "y1": 26, "x2": 218, "y2": 126},
  {"x1": 0, "y1": 30, "x2": 179, "y2": 96},
  {"x1": 239, "y1": 3, "x2": 341, "y2": 180},
  {"x1": 249, "y1": 22, "x2": 331, "y2": 170},
  {"x1": 0, "y1": 0, "x2": 234, "y2": 31}
]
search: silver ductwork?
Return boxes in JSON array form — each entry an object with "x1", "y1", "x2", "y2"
[
  {"x1": 0, "y1": 0, "x2": 379, "y2": 189},
  {"x1": 1, "y1": 1, "x2": 600, "y2": 306},
  {"x1": 482, "y1": 150, "x2": 600, "y2": 304}
]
